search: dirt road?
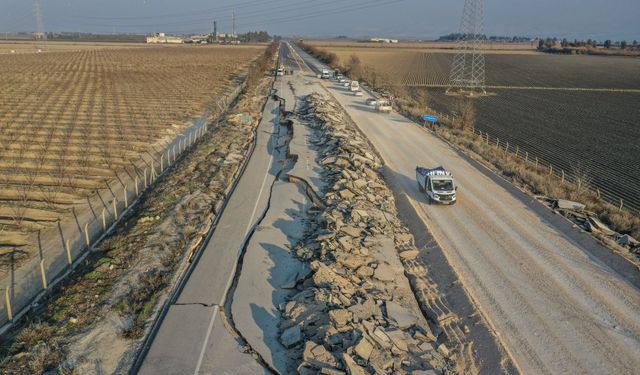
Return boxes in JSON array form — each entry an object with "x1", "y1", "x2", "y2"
[{"x1": 292, "y1": 44, "x2": 640, "y2": 374}]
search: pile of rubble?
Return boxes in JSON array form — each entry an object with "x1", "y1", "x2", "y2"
[
  {"x1": 277, "y1": 93, "x2": 456, "y2": 375},
  {"x1": 539, "y1": 198, "x2": 640, "y2": 261}
]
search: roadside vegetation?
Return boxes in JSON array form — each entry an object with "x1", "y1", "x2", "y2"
[{"x1": 0, "y1": 42, "x2": 277, "y2": 374}]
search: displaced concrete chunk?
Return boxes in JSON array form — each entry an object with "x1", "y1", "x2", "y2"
[
  {"x1": 303, "y1": 341, "x2": 340, "y2": 370},
  {"x1": 343, "y1": 353, "x2": 370, "y2": 375},
  {"x1": 280, "y1": 325, "x2": 302, "y2": 348},
  {"x1": 339, "y1": 189, "x2": 356, "y2": 200},
  {"x1": 437, "y1": 343, "x2": 450, "y2": 358},
  {"x1": 348, "y1": 298, "x2": 382, "y2": 321},
  {"x1": 554, "y1": 199, "x2": 586, "y2": 211},
  {"x1": 385, "y1": 301, "x2": 420, "y2": 329},
  {"x1": 354, "y1": 337, "x2": 374, "y2": 361},
  {"x1": 329, "y1": 309, "x2": 352, "y2": 328},
  {"x1": 399, "y1": 250, "x2": 419, "y2": 260},
  {"x1": 373, "y1": 263, "x2": 395, "y2": 282},
  {"x1": 385, "y1": 329, "x2": 409, "y2": 352},
  {"x1": 340, "y1": 225, "x2": 362, "y2": 238},
  {"x1": 312, "y1": 261, "x2": 351, "y2": 288}
]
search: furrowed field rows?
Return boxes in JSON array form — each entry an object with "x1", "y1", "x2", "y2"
[
  {"x1": 312, "y1": 43, "x2": 640, "y2": 213},
  {"x1": 430, "y1": 88, "x2": 640, "y2": 213},
  {"x1": 0, "y1": 45, "x2": 263, "y2": 244}
]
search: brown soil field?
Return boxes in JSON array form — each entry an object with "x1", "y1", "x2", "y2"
[
  {"x1": 306, "y1": 39, "x2": 538, "y2": 53},
  {"x1": 0, "y1": 41, "x2": 151, "y2": 54},
  {"x1": 309, "y1": 44, "x2": 640, "y2": 214},
  {"x1": 0, "y1": 44, "x2": 264, "y2": 248}
]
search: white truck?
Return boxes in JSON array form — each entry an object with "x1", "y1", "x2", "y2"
[
  {"x1": 349, "y1": 80, "x2": 360, "y2": 92},
  {"x1": 416, "y1": 166, "x2": 457, "y2": 204},
  {"x1": 321, "y1": 69, "x2": 331, "y2": 79}
]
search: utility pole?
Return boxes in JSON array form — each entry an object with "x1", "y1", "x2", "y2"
[
  {"x1": 232, "y1": 10, "x2": 236, "y2": 38},
  {"x1": 447, "y1": 0, "x2": 487, "y2": 96},
  {"x1": 33, "y1": 0, "x2": 46, "y2": 51}
]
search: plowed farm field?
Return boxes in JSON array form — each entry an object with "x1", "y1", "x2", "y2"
[
  {"x1": 0, "y1": 44, "x2": 263, "y2": 248},
  {"x1": 309, "y1": 42, "x2": 640, "y2": 213}
]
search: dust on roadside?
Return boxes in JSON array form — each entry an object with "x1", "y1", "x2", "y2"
[{"x1": 0, "y1": 45, "x2": 277, "y2": 375}]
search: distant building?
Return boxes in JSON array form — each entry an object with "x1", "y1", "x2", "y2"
[
  {"x1": 146, "y1": 33, "x2": 183, "y2": 44},
  {"x1": 370, "y1": 38, "x2": 398, "y2": 44}
]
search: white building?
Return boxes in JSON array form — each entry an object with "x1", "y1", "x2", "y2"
[{"x1": 146, "y1": 33, "x2": 183, "y2": 44}]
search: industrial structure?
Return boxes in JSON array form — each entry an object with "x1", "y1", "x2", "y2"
[{"x1": 447, "y1": 0, "x2": 487, "y2": 96}]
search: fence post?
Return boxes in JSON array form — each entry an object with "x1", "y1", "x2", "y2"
[
  {"x1": 160, "y1": 155, "x2": 164, "y2": 171},
  {"x1": 561, "y1": 170, "x2": 565, "y2": 183},
  {"x1": 515, "y1": 146, "x2": 519, "y2": 158},
  {"x1": 144, "y1": 168, "x2": 148, "y2": 189},
  {"x1": 123, "y1": 185, "x2": 129, "y2": 208},
  {"x1": 135, "y1": 176, "x2": 139, "y2": 196},
  {"x1": 505, "y1": 142, "x2": 509, "y2": 153},
  {"x1": 102, "y1": 208, "x2": 107, "y2": 230},
  {"x1": 535, "y1": 157, "x2": 539, "y2": 169},
  {"x1": 5, "y1": 288, "x2": 12, "y2": 321},
  {"x1": 619, "y1": 199, "x2": 624, "y2": 211},
  {"x1": 113, "y1": 198, "x2": 118, "y2": 218},
  {"x1": 84, "y1": 223, "x2": 90, "y2": 246},
  {"x1": 65, "y1": 239, "x2": 72, "y2": 265},
  {"x1": 496, "y1": 138, "x2": 500, "y2": 149},
  {"x1": 173, "y1": 145, "x2": 177, "y2": 163},
  {"x1": 597, "y1": 188, "x2": 601, "y2": 199},
  {"x1": 167, "y1": 150, "x2": 171, "y2": 167},
  {"x1": 549, "y1": 165, "x2": 553, "y2": 176},
  {"x1": 40, "y1": 259, "x2": 48, "y2": 289},
  {"x1": 151, "y1": 161, "x2": 156, "y2": 182}
]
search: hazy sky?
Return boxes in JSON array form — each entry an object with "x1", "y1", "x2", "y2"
[{"x1": 1, "y1": 0, "x2": 638, "y2": 41}]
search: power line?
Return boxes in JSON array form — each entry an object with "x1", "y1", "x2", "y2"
[
  {"x1": 61, "y1": 0, "x2": 296, "y2": 21},
  {"x1": 67, "y1": 0, "x2": 347, "y2": 29},
  {"x1": 69, "y1": 0, "x2": 405, "y2": 33}
]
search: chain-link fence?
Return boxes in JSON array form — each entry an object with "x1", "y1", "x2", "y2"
[{"x1": 0, "y1": 84, "x2": 245, "y2": 331}]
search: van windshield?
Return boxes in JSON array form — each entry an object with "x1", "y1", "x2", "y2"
[{"x1": 432, "y1": 179, "x2": 454, "y2": 191}]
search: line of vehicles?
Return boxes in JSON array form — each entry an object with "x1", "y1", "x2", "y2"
[{"x1": 319, "y1": 67, "x2": 459, "y2": 205}]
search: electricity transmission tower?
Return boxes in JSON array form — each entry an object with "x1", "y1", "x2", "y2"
[
  {"x1": 33, "y1": 0, "x2": 46, "y2": 51},
  {"x1": 447, "y1": 0, "x2": 486, "y2": 96}
]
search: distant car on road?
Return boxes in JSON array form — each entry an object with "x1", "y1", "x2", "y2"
[
  {"x1": 354, "y1": 91, "x2": 363, "y2": 96},
  {"x1": 375, "y1": 99, "x2": 393, "y2": 113},
  {"x1": 416, "y1": 166, "x2": 457, "y2": 204},
  {"x1": 366, "y1": 98, "x2": 378, "y2": 106}
]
